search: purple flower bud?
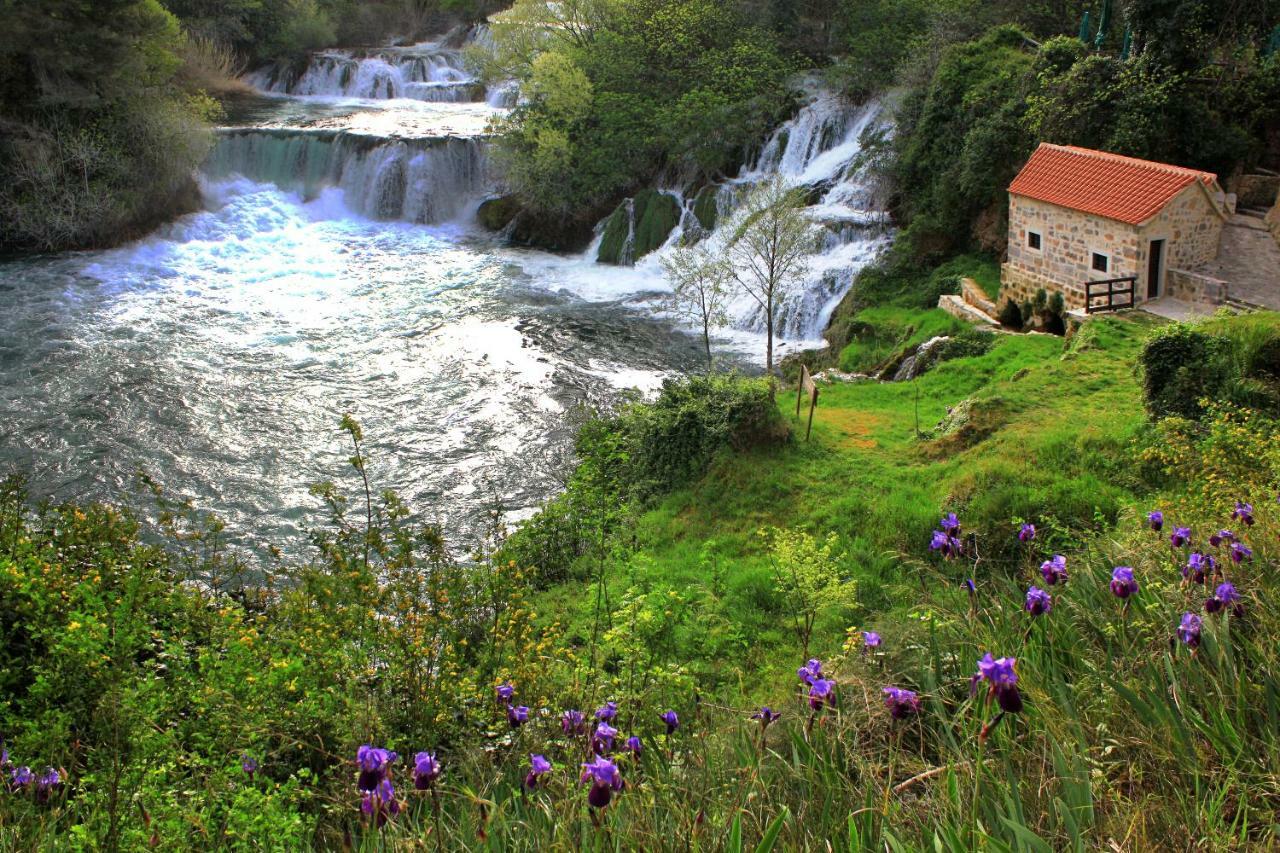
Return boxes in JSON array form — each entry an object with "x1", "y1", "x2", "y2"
[
  {"x1": 1230, "y1": 542, "x2": 1252, "y2": 564},
  {"x1": 1177, "y1": 612, "x2": 1202, "y2": 648},
  {"x1": 1039, "y1": 555, "x2": 1068, "y2": 585},
  {"x1": 808, "y1": 678, "x2": 835, "y2": 711},
  {"x1": 882, "y1": 686, "x2": 920, "y2": 720},
  {"x1": 1209, "y1": 529, "x2": 1234, "y2": 547},
  {"x1": 1170, "y1": 526, "x2": 1191, "y2": 548},
  {"x1": 241, "y1": 754, "x2": 258, "y2": 779},
  {"x1": 1232, "y1": 501, "x2": 1254, "y2": 526},
  {"x1": 964, "y1": 578, "x2": 976, "y2": 593},
  {"x1": 1024, "y1": 586, "x2": 1052, "y2": 616},
  {"x1": 506, "y1": 704, "x2": 530, "y2": 728},
  {"x1": 624, "y1": 736, "x2": 643, "y2": 756},
  {"x1": 1018, "y1": 523, "x2": 1036, "y2": 543},
  {"x1": 660, "y1": 711, "x2": 679, "y2": 735},
  {"x1": 594, "y1": 702, "x2": 618, "y2": 722},
  {"x1": 862, "y1": 631, "x2": 881, "y2": 648},
  {"x1": 1110, "y1": 566, "x2": 1138, "y2": 599},
  {"x1": 524, "y1": 754, "x2": 551, "y2": 790},
  {"x1": 495, "y1": 681, "x2": 515, "y2": 702},
  {"x1": 580, "y1": 756, "x2": 623, "y2": 809},
  {"x1": 1147, "y1": 510, "x2": 1164, "y2": 531},
  {"x1": 413, "y1": 751, "x2": 441, "y2": 790},
  {"x1": 561, "y1": 709, "x2": 587, "y2": 737}
]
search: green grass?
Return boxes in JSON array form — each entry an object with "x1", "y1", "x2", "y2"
[
  {"x1": 539, "y1": 314, "x2": 1163, "y2": 694},
  {"x1": 836, "y1": 306, "x2": 968, "y2": 373}
]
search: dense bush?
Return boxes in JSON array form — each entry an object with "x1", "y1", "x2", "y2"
[
  {"x1": 1137, "y1": 321, "x2": 1280, "y2": 420},
  {"x1": 997, "y1": 298, "x2": 1024, "y2": 330}
]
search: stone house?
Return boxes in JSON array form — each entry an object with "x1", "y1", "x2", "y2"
[{"x1": 1000, "y1": 143, "x2": 1229, "y2": 312}]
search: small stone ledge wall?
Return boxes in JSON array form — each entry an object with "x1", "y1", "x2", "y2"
[
  {"x1": 1165, "y1": 267, "x2": 1228, "y2": 305},
  {"x1": 999, "y1": 264, "x2": 1087, "y2": 311}
]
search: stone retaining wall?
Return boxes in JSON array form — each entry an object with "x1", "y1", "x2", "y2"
[{"x1": 1165, "y1": 267, "x2": 1228, "y2": 305}]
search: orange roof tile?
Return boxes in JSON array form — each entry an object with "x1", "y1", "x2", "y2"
[{"x1": 1008, "y1": 143, "x2": 1219, "y2": 225}]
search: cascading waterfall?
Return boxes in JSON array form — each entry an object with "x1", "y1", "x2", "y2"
[
  {"x1": 247, "y1": 42, "x2": 479, "y2": 102},
  {"x1": 204, "y1": 129, "x2": 491, "y2": 224}
]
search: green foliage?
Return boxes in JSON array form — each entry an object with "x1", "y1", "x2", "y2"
[
  {"x1": 762, "y1": 527, "x2": 856, "y2": 656},
  {"x1": 1143, "y1": 313, "x2": 1280, "y2": 416},
  {"x1": 837, "y1": 307, "x2": 967, "y2": 374},
  {"x1": 490, "y1": 0, "x2": 793, "y2": 218}
]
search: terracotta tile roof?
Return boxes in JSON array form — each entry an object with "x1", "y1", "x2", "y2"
[{"x1": 1008, "y1": 143, "x2": 1219, "y2": 225}]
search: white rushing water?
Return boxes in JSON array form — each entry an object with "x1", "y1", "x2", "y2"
[{"x1": 0, "y1": 34, "x2": 892, "y2": 552}]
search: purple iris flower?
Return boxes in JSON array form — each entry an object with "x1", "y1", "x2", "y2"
[
  {"x1": 241, "y1": 754, "x2": 258, "y2": 779},
  {"x1": 1183, "y1": 552, "x2": 1212, "y2": 584},
  {"x1": 1147, "y1": 510, "x2": 1164, "y2": 531},
  {"x1": 1177, "y1": 612, "x2": 1202, "y2": 648},
  {"x1": 1018, "y1": 523, "x2": 1036, "y2": 543},
  {"x1": 808, "y1": 678, "x2": 835, "y2": 711},
  {"x1": 882, "y1": 686, "x2": 920, "y2": 720},
  {"x1": 524, "y1": 754, "x2": 551, "y2": 790},
  {"x1": 1170, "y1": 526, "x2": 1191, "y2": 548},
  {"x1": 1205, "y1": 581, "x2": 1241, "y2": 615},
  {"x1": 752, "y1": 707, "x2": 780, "y2": 728},
  {"x1": 940, "y1": 513, "x2": 961, "y2": 534},
  {"x1": 580, "y1": 756, "x2": 624, "y2": 809},
  {"x1": 1209, "y1": 529, "x2": 1234, "y2": 547},
  {"x1": 361, "y1": 778, "x2": 400, "y2": 827},
  {"x1": 561, "y1": 709, "x2": 587, "y2": 736},
  {"x1": 1230, "y1": 542, "x2": 1253, "y2": 564},
  {"x1": 964, "y1": 578, "x2": 976, "y2": 594},
  {"x1": 1110, "y1": 566, "x2": 1138, "y2": 599},
  {"x1": 356, "y1": 745, "x2": 397, "y2": 792},
  {"x1": 1233, "y1": 501, "x2": 1255, "y2": 526},
  {"x1": 1024, "y1": 586, "x2": 1052, "y2": 616},
  {"x1": 797, "y1": 659, "x2": 823, "y2": 685},
  {"x1": 863, "y1": 631, "x2": 881, "y2": 649},
  {"x1": 930, "y1": 529, "x2": 962, "y2": 558},
  {"x1": 974, "y1": 654, "x2": 1022, "y2": 713},
  {"x1": 412, "y1": 751, "x2": 441, "y2": 790},
  {"x1": 660, "y1": 711, "x2": 679, "y2": 734},
  {"x1": 496, "y1": 681, "x2": 515, "y2": 702},
  {"x1": 595, "y1": 702, "x2": 618, "y2": 722},
  {"x1": 592, "y1": 722, "x2": 618, "y2": 755},
  {"x1": 34, "y1": 767, "x2": 60, "y2": 804},
  {"x1": 1039, "y1": 555, "x2": 1068, "y2": 585},
  {"x1": 10, "y1": 766, "x2": 32, "y2": 790},
  {"x1": 624, "y1": 736, "x2": 643, "y2": 756},
  {"x1": 506, "y1": 704, "x2": 530, "y2": 728}
]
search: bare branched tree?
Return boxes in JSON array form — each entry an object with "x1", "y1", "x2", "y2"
[{"x1": 661, "y1": 243, "x2": 731, "y2": 372}]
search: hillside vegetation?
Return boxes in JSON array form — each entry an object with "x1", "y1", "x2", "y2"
[{"x1": 5, "y1": 312, "x2": 1280, "y2": 849}]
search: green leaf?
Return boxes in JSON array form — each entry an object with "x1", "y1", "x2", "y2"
[{"x1": 754, "y1": 807, "x2": 789, "y2": 853}]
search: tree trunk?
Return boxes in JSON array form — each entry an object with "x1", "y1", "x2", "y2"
[
  {"x1": 765, "y1": 292, "x2": 775, "y2": 374},
  {"x1": 702, "y1": 321, "x2": 713, "y2": 373}
]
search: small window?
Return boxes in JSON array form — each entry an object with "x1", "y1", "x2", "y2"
[
  {"x1": 1027, "y1": 231, "x2": 1041, "y2": 250},
  {"x1": 1091, "y1": 252, "x2": 1109, "y2": 273}
]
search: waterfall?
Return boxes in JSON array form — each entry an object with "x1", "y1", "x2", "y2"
[
  {"x1": 246, "y1": 42, "x2": 481, "y2": 102},
  {"x1": 203, "y1": 129, "x2": 491, "y2": 224}
]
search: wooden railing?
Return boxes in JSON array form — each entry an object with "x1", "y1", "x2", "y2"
[{"x1": 1085, "y1": 277, "x2": 1137, "y2": 314}]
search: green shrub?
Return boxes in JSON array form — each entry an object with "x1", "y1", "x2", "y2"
[{"x1": 1139, "y1": 324, "x2": 1234, "y2": 420}]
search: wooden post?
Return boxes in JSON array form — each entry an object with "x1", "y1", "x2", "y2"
[{"x1": 798, "y1": 364, "x2": 819, "y2": 441}]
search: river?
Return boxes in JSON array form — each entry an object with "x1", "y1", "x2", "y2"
[{"x1": 0, "y1": 33, "x2": 890, "y2": 554}]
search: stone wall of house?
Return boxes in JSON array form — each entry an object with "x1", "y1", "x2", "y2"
[
  {"x1": 1001, "y1": 196, "x2": 1142, "y2": 310},
  {"x1": 1165, "y1": 267, "x2": 1228, "y2": 305},
  {"x1": 1138, "y1": 184, "x2": 1224, "y2": 271},
  {"x1": 1268, "y1": 201, "x2": 1280, "y2": 249}
]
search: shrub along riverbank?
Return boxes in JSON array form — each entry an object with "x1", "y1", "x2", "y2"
[{"x1": 3, "y1": 310, "x2": 1280, "y2": 849}]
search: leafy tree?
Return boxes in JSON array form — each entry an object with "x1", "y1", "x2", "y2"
[
  {"x1": 762, "y1": 526, "x2": 855, "y2": 657},
  {"x1": 723, "y1": 178, "x2": 818, "y2": 375},
  {"x1": 661, "y1": 243, "x2": 732, "y2": 370}
]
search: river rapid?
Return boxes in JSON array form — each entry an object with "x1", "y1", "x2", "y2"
[{"x1": 0, "y1": 33, "x2": 890, "y2": 554}]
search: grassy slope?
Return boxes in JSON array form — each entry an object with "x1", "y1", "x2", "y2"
[{"x1": 537, "y1": 314, "x2": 1164, "y2": 697}]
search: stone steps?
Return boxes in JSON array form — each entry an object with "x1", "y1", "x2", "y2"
[{"x1": 938, "y1": 294, "x2": 999, "y2": 327}]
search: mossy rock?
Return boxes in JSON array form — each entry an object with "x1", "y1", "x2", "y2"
[
  {"x1": 632, "y1": 190, "x2": 681, "y2": 259},
  {"x1": 597, "y1": 190, "x2": 682, "y2": 265},
  {"x1": 477, "y1": 195, "x2": 521, "y2": 231},
  {"x1": 692, "y1": 185, "x2": 720, "y2": 232},
  {"x1": 596, "y1": 202, "x2": 632, "y2": 265}
]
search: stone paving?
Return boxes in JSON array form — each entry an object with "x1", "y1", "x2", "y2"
[{"x1": 1195, "y1": 214, "x2": 1280, "y2": 309}]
